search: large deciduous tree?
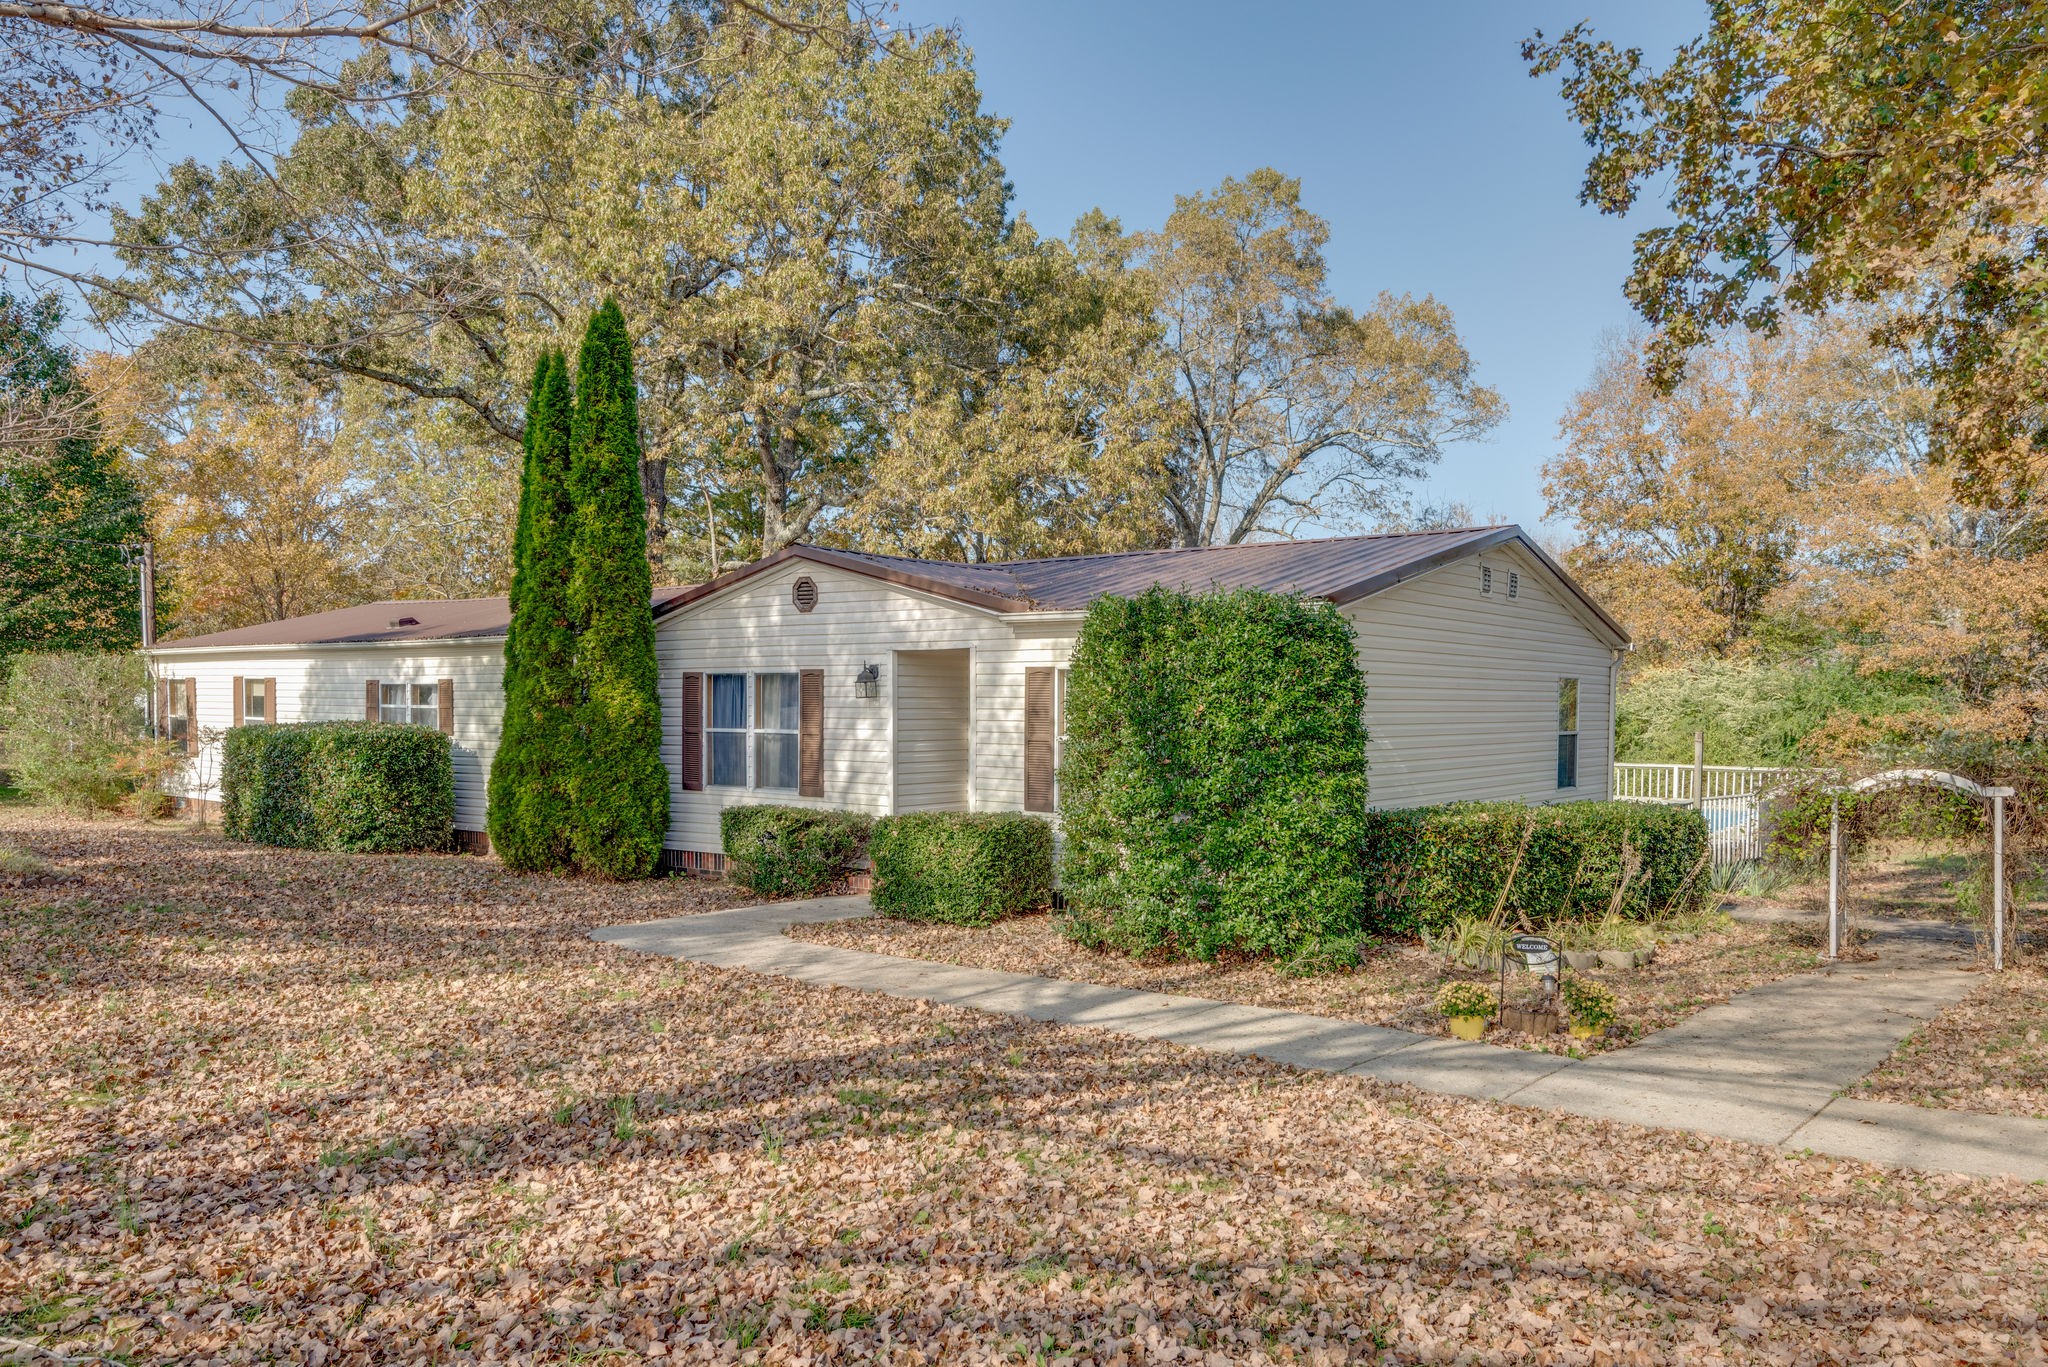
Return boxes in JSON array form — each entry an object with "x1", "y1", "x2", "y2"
[
  {"x1": 1526, "y1": 4, "x2": 2048, "y2": 502},
  {"x1": 566, "y1": 302, "x2": 668, "y2": 880},
  {"x1": 488, "y1": 350, "x2": 577, "y2": 873},
  {"x1": 1119, "y1": 170, "x2": 1503, "y2": 546},
  {"x1": 0, "y1": 290, "x2": 145, "y2": 660},
  {"x1": 102, "y1": 2, "x2": 1019, "y2": 570}
]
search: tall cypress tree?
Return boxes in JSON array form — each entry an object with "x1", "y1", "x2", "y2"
[
  {"x1": 488, "y1": 350, "x2": 579, "y2": 871},
  {"x1": 567, "y1": 301, "x2": 669, "y2": 879}
]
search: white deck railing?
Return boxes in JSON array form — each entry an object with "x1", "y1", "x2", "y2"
[
  {"x1": 1612, "y1": 762, "x2": 1794, "y2": 804},
  {"x1": 1613, "y1": 763, "x2": 1804, "y2": 867}
]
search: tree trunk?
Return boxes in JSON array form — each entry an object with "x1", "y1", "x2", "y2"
[{"x1": 640, "y1": 454, "x2": 667, "y2": 576}]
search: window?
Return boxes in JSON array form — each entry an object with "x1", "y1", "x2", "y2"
[
  {"x1": 706, "y1": 671, "x2": 801, "y2": 790},
  {"x1": 243, "y1": 677, "x2": 268, "y2": 724},
  {"x1": 165, "y1": 680, "x2": 189, "y2": 753},
  {"x1": 381, "y1": 681, "x2": 439, "y2": 729},
  {"x1": 1557, "y1": 677, "x2": 1580, "y2": 789},
  {"x1": 755, "y1": 671, "x2": 800, "y2": 790}
]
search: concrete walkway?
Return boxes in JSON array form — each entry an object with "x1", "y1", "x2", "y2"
[{"x1": 594, "y1": 898, "x2": 2048, "y2": 1183}]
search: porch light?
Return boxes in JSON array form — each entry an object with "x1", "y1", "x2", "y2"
[{"x1": 854, "y1": 662, "x2": 882, "y2": 699}]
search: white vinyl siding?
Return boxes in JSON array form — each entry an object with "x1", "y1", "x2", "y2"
[
  {"x1": 656, "y1": 562, "x2": 1072, "y2": 854},
  {"x1": 144, "y1": 639, "x2": 505, "y2": 833},
  {"x1": 894, "y1": 649, "x2": 971, "y2": 812},
  {"x1": 1342, "y1": 542, "x2": 1616, "y2": 808}
]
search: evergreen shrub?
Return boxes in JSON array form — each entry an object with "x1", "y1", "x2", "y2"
[
  {"x1": 0, "y1": 651, "x2": 174, "y2": 812},
  {"x1": 721, "y1": 805, "x2": 872, "y2": 898},
  {"x1": 1360, "y1": 800, "x2": 1709, "y2": 933},
  {"x1": 222, "y1": 722, "x2": 453, "y2": 853},
  {"x1": 565, "y1": 299, "x2": 669, "y2": 879},
  {"x1": 1056, "y1": 586, "x2": 1370, "y2": 960},
  {"x1": 870, "y1": 812, "x2": 1053, "y2": 926}
]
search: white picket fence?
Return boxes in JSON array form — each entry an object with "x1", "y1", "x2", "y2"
[{"x1": 1613, "y1": 763, "x2": 1799, "y2": 868}]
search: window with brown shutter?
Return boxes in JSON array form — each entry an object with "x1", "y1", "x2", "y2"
[
  {"x1": 183, "y1": 679, "x2": 197, "y2": 745},
  {"x1": 365, "y1": 679, "x2": 381, "y2": 721},
  {"x1": 437, "y1": 678, "x2": 454, "y2": 735},
  {"x1": 678, "y1": 672, "x2": 704, "y2": 791},
  {"x1": 1024, "y1": 667, "x2": 1055, "y2": 813},
  {"x1": 231, "y1": 675, "x2": 245, "y2": 727},
  {"x1": 799, "y1": 668, "x2": 824, "y2": 797}
]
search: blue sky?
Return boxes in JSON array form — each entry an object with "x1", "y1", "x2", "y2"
[{"x1": 894, "y1": 0, "x2": 1703, "y2": 537}]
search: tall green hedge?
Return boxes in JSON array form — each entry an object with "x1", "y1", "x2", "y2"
[
  {"x1": 566, "y1": 299, "x2": 669, "y2": 880},
  {"x1": 1360, "y1": 800, "x2": 1710, "y2": 932},
  {"x1": 489, "y1": 349, "x2": 579, "y2": 873},
  {"x1": 221, "y1": 722, "x2": 453, "y2": 853},
  {"x1": 722, "y1": 805, "x2": 872, "y2": 899},
  {"x1": 1057, "y1": 586, "x2": 1371, "y2": 960},
  {"x1": 871, "y1": 812, "x2": 1053, "y2": 926}
]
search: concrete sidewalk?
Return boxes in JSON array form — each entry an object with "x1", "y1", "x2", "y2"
[{"x1": 594, "y1": 897, "x2": 2048, "y2": 1183}]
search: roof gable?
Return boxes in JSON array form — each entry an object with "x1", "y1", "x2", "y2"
[{"x1": 659, "y1": 529, "x2": 1628, "y2": 644}]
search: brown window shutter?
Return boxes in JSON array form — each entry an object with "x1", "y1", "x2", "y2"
[
  {"x1": 437, "y1": 678, "x2": 454, "y2": 735},
  {"x1": 156, "y1": 678, "x2": 170, "y2": 738},
  {"x1": 365, "y1": 679, "x2": 381, "y2": 721},
  {"x1": 265, "y1": 678, "x2": 278, "y2": 723},
  {"x1": 678, "y1": 672, "x2": 704, "y2": 791},
  {"x1": 1024, "y1": 666, "x2": 1055, "y2": 813},
  {"x1": 799, "y1": 668, "x2": 824, "y2": 798},
  {"x1": 184, "y1": 678, "x2": 197, "y2": 739},
  {"x1": 231, "y1": 676, "x2": 245, "y2": 727}
]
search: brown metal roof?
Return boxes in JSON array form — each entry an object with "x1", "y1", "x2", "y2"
[
  {"x1": 153, "y1": 588, "x2": 695, "y2": 650},
  {"x1": 666, "y1": 527, "x2": 1628, "y2": 643}
]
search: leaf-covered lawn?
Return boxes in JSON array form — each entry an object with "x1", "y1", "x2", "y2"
[
  {"x1": 1853, "y1": 966, "x2": 2048, "y2": 1120},
  {"x1": 791, "y1": 911, "x2": 1821, "y2": 1055},
  {"x1": 2, "y1": 811, "x2": 2046, "y2": 1364}
]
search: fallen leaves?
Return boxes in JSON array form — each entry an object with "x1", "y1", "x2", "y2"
[
  {"x1": 0, "y1": 809, "x2": 2045, "y2": 1364},
  {"x1": 1855, "y1": 965, "x2": 2048, "y2": 1119}
]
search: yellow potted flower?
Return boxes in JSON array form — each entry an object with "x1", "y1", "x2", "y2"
[
  {"x1": 1561, "y1": 977, "x2": 1618, "y2": 1040},
  {"x1": 1436, "y1": 981, "x2": 1495, "y2": 1041}
]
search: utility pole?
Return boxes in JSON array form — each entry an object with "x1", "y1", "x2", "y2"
[{"x1": 140, "y1": 539, "x2": 156, "y2": 648}]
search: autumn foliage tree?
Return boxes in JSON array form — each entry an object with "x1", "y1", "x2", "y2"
[{"x1": 1527, "y1": 3, "x2": 2048, "y2": 502}]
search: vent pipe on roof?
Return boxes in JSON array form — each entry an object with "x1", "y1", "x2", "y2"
[{"x1": 389, "y1": 615, "x2": 420, "y2": 627}]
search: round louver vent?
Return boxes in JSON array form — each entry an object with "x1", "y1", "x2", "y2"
[{"x1": 791, "y1": 575, "x2": 819, "y2": 613}]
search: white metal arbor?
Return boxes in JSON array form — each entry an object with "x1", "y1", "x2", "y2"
[{"x1": 1825, "y1": 769, "x2": 2016, "y2": 970}]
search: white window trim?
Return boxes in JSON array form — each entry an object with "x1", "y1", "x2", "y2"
[
  {"x1": 379, "y1": 680, "x2": 440, "y2": 730},
  {"x1": 706, "y1": 670, "x2": 802, "y2": 793},
  {"x1": 1557, "y1": 677, "x2": 1581, "y2": 790},
  {"x1": 242, "y1": 677, "x2": 270, "y2": 725}
]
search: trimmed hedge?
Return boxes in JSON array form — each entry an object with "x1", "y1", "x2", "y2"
[
  {"x1": 1360, "y1": 800, "x2": 1710, "y2": 933},
  {"x1": 221, "y1": 722, "x2": 454, "y2": 853},
  {"x1": 1056, "y1": 586, "x2": 1371, "y2": 960},
  {"x1": 870, "y1": 812, "x2": 1053, "y2": 926},
  {"x1": 721, "y1": 805, "x2": 872, "y2": 898}
]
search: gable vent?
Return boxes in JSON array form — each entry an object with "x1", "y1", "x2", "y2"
[
  {"x1": 1508, "y1": 572, "x2": 1519, "y2": 599},
  {"x1": 791, "y1": 575, "x2": 819, "y2": 613},
  {"x1": 389, "y1": 615, "x2": 420, "y2": 628},
  {"x1": 1480, "y1": 565, "x2": 1493, "y2": 594}
]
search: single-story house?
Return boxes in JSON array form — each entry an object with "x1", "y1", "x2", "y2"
[{"x1": 145, "y1": 526, "x2": 1628, "y2": 869}]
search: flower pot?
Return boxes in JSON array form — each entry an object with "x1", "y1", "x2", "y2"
[
  {"x1": 1597, "y1": 949, "x2": 1640, "y2": 971},
  {"x1": 1446, "y1": 1014, "x2": 1488, "y2": 1041},
  {"x1": 1568, "y1": 1022, "x2": 1600, "y2": 1040},
  {"x1": 1562, "y1": 949, "x2": 1602, "y2": 971}
]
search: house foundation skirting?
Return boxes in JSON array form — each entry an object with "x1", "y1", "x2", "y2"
[{"x1": 452, "y1": 829, "x2": 491, "y2": 856}]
